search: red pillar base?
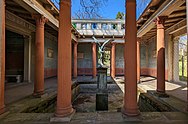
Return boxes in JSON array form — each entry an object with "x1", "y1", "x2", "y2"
[
  {"x1": 32, "y1": 91, "x2": 45, "y2": 98},
  {"x1": 121, "y1": 107, "x2": 140, "y2": 117},
  {"x1": 0, "y1": 105, "x2": 5, "y2": 115},
  {"x1": 55, "y1": 106, "x2": 75, "y2": 118},
  {"x1": 154, "y1": 91, "x2": 169, "y2": 98},
  {"x1": 92, "y1": 76, "x2": 97, "y2": 79},
  {"x1": 156, "y1": 89, "x2": 165, "y2": 93},
  {"x1": 51, "y1": 109, "x2": 75, "y2": 122}
]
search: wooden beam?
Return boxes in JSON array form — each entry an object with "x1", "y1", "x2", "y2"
[
  {"x1": 6, "y1": 6, "x2": 29, "y2": 14},
  {"x1": 13, "y1": 0, "x2": 59, "y2": 30},
  {"x1": 138, "y1": 0, "x2": 185, "y2": 37},
  {"x1": 147, "y1": 6, "x2": 157, "y2": 13}
]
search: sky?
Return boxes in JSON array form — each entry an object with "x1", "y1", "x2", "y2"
[{"x1": 52, "y1": 0, "x2": 151, "y2": 19}]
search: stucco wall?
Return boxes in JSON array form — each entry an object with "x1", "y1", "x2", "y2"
[
  {"x1": 115, "y1": 44, "x2": 124, "y2": 75},
  {"x1": 140, "y1": 44, "x2": 147, "y2": 68},
  {"x1": 31, "y1": 32, "x2": 58, "y2": 80},
  {"x1": 44, "y1": 32, "x2": 58, "y2": 78},
  {"x1": 77, "y1": 43, "x2": 93, "y2": 75},
  {"x1": 140, "y1": 36, "x2": 169, "y2": 79},
  {"x1": 77, "y1": 43, "x2": 125, "y2": 76},
  {"x1": 140, "y1": 20, "x2": 187, "y2": 81}
]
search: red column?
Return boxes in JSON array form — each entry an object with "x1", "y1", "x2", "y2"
[
  {"x1": 111, "y1": 43, "x2": 116, "y2": 78},
  {"x1": 0, "y1": 0, "x2": 5, "y2": 115},
  {"x1": 73, "y1": 42, "x2": 78, "y2": 78},
  {"x1": 92, "y1": 43, "x2": 97, "y2": 78},
  {"x1": 156, "y1": 16, "x2": 166, "y2": 93},
  {"x1": 55, "y1": 0, "x2": 74, "y2": 117},
  {"x1": 137, "y1": 38, "x2": 141, "y2": 83},
  {"x1": 123, "y1": 0, "x2": 139, "y2": 116},
  {"x1": 186, "y1": 0, "x2": 188, "y2": 111},
  {"x1": 32, "y1": 15, "x2": 48, "y2": 97}
]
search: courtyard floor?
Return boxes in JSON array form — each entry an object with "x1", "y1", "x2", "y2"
[
  {"x1": 0, "y1": 76, "x2": 187, "y2": 123},
  {"x1": 114, "y1": 76, "x2": 187, "y2": 112}
]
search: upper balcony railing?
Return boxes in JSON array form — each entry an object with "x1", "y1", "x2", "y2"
[{"x1": 72, "y1": 19, "x2": 125, "y2": 36}]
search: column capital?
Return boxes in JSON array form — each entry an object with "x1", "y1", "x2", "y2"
[
  {"x1": 3, "y1": 0, "x2": 5, "y2": 6},
  {"x1": 111, "y1": 42, "x2": 116, "y2": 45},
  {"x1": 74, "y1": 41, "x2": 78, "y2": 46},
  {"x1": 155, "y1": 16, "x2": 168, "y2": 29},
  {"x1": 60, "y1": 0, "x2": 71, "y2": 6},
  {"x1": 137, "y1": 37, "x2": 141, "y2": 43},
  {"x1": 32, "y1": 14, "x2": 48, "y2": 27}
]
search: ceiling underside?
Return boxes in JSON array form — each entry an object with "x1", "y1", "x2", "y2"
[
  {"x1": 6, "y1": 0, "x2": 58, "y2": 37},
  {"x1": 137, "y1": 0, "x2": 186, "y2": 42}
]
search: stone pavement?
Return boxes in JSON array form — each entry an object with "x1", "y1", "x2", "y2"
[
  {"x1": 5, "y1": 78, "x2": 57, "y2": 105},
  {"x1": 0, "y1": 111, "x2": 188, "y2": 124},
  {"x1": 4, "y1": 76, "x2": 113, "y2": 105},
  {"x1": 138, "y1": 76, "x2": 187, "y2": 102},
  {"x1": 114, "y1": 76, "x2": 188, "y2": 112},
  {"x1": 114, "y1": 76, "x2": 187, "y2": 102},
  {"x1": 5, "y1": 76, "x2": 187, "y2": 106},
  {"x1": 1, "y1": 76, "x2": 188, "y2": 124}
]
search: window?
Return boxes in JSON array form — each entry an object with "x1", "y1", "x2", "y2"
[
  {"x1": 81, "y1": 23, "x2": 87, "y2": 29},
  {"x1": 91, "y1": 23, "x2": 97, "y2": 29},
  {"x1": 102, "y1": 23, "x2": 108, "y2": 30}
]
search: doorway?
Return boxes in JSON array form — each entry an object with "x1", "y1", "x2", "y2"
[{"x1": 5, "y1": 30, "x2": 24, "y2": 83}]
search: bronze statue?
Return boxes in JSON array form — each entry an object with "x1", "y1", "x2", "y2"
[{"x1": 92, "y1": 36, "x2": 114, "y2": 67}]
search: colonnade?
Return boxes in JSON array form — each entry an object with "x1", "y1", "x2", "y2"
[{"x1": 0, "y1": 0, "x2": 187, "y2": 119}]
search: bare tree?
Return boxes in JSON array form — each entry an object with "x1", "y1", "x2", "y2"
[
  {"x1": 52, "y1": 0, "x2": 149, "y2": 19},
  {"x1": 74, "y1": 0, "x2": 108, "y2": 19},
  {"x1": 51, "y1": 0, "x2": 108, "y2": 19}
]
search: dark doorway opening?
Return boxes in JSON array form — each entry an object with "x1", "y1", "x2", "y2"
[{"x1": 5, "y1": 30, "x2": 24, "y2": 83}]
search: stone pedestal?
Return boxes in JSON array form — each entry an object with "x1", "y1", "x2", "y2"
[
  {"x1": 96, "y1": 93, "x2": 108, "y2": 111},
  {"x1": 96, "y1": 67, "x2": 108, "y2": 111}
]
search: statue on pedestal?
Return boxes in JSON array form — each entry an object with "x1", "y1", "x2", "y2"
[{"x1": 92, "y1": 36, "x2": 114, "y2": 111}]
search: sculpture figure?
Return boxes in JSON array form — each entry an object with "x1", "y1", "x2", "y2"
[{"x1": 92, "y1": 36, "x2": 114, "y2": 67}]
